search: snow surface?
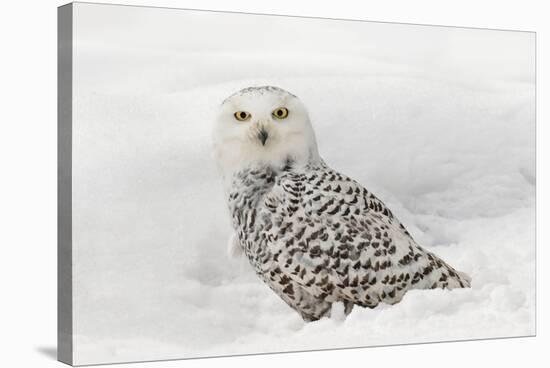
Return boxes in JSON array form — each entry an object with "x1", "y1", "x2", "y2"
[{"x1": 71, "y1": 3, "x2": 535, "y2": 365}]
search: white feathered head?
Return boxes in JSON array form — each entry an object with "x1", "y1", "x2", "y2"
[{"x1": 212, "y1": 86, "x2": 320, "y2": 180}]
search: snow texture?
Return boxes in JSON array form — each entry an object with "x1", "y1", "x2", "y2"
[{"x1": 71, "y1": 3, "x2": 535, "y2": 365}]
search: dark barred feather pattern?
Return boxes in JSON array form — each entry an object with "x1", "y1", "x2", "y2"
[{"x1": 228, "y1": 161, "x2": 470, "y2": 321}]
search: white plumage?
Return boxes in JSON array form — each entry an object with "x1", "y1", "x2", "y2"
[{"x1": 213, "y1": 86, "x2": 470, "y2": 321}]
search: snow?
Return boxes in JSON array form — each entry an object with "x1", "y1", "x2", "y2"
[{"x1": 70, "y1": 3, "x2": 535, "y2": 365}]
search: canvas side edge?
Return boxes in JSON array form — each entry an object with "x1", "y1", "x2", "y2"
[{"x1": 58, "y1": 3, "x2": 74, "y2": 366}]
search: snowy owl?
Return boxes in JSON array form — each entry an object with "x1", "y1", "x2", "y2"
[{"x1": 212, "y1": 86, "x2": 471, "y2": 321}]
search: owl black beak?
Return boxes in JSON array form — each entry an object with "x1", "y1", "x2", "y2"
[{"x1": 257, "y1": 128, "x2": 269, "y2": 146}]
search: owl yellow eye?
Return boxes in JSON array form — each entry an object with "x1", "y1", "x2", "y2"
[
  {"x1": 272, "y1": 107, "x2": 289, "y2": 119},
  {"x1": 234, "y1": 111, "x2": 251, "y2": 121}
]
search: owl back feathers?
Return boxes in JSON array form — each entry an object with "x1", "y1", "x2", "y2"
[{"x1": 228, "y1": 161, "x2": 470, "y2": 321}]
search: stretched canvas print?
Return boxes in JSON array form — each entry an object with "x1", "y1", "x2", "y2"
[{"x1": 58, "y1": 2, "x2": 536, "y2": 366}]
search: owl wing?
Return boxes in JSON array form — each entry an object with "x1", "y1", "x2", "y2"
[{"x1": 262, "y1": 166, "x2": 470, "y2": 308}]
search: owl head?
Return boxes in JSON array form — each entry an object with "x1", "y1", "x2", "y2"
[{"x1": 212, "y1": 86, "x2": 320, "y2": 179}]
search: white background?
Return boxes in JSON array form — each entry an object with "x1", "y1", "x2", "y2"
[
  {"x1": 70, "y1": 3, "x2": 535, "y2": 364},
  {"x1": 0, "y1": 0, "x2": 547, "y2": 367}
]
